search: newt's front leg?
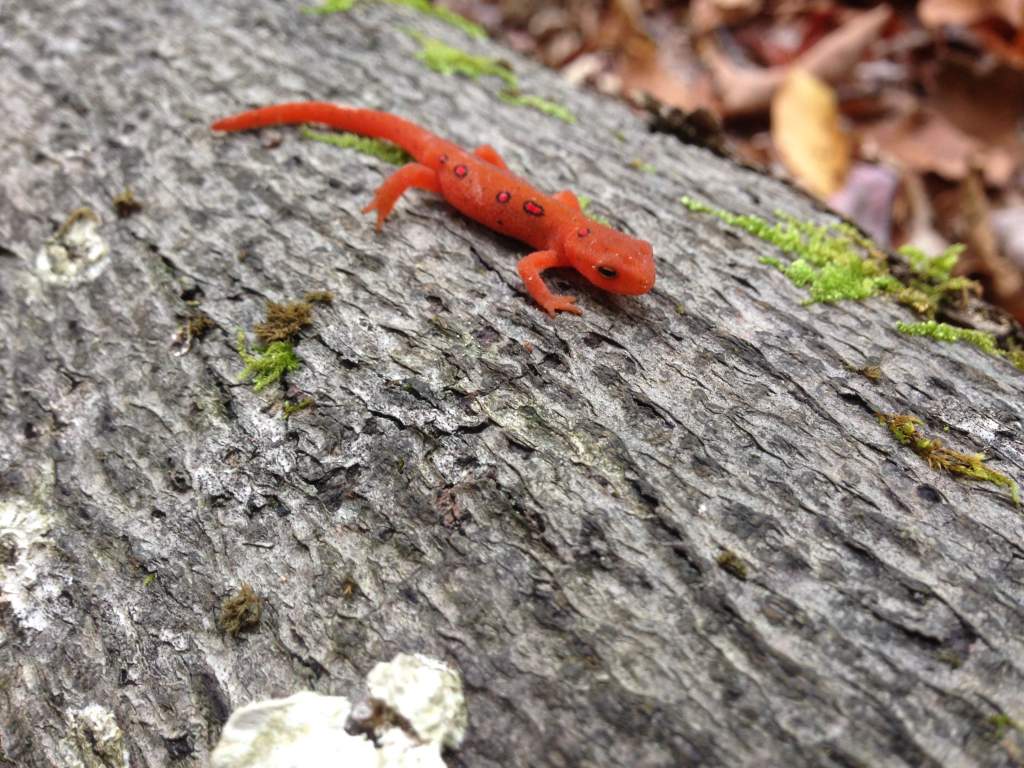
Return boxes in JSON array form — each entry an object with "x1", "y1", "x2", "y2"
[
  {"x1": 516, "y1": 250, "x2": 582, "y2": 317},
  {"x1": 553, "y1": 190, "x2": 581, "y2": 210},
  {"x1": 362, "y1": 162, "x2": 441, "y2": 231}
]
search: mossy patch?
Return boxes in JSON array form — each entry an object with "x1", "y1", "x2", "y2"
[
  {"x1": 303, "y1": 289, "x2": 335, "y2": 304},
  {"x1": 185, "y1": 312, "x2": 214, "y2": 340},
  {"x1": 716, "y1": 549, "x2": 749, "y2": 580},
  {"x1": 1009, "y1": 349, "x2": 1024, "y2": 372},
  {"x1": 682, "y1": 197, "x2": 1022, "y2": 372},
  {"x1": 987, "y1": 714, "x2": 1022, "y2": 740},
  {"x1": 112, "y1": 188, "x2": 143, "y2": 218},
  {"x1": 857, "y1": 364, "x2": 883, "y2": 382},
  {"x1": 300, "y1": 126, "x2": 411, "y2": 166},
  {"x1": 896, "y1": 321, "x2": 1002, "y2": 358},
  {"x1": 577, "y1": 195, "x2": 611, "y2": 226},
  {"x1": 409, "y1": 32, "x2": 575, "y2": 124},
  {"x1": 254, "y1": 301, "x2": 313, "y2": 344},
  {"x1": 304, "y1": 0, "x2": 357, "y2": 12},
  {"x1": 283, "y1": 397, "x2": 315, "y2": 418},
  {"x1": 878, "y1": 413, "x2": 1020, "y2": 506},
  {"x1": 387, "y1": 0, "x2": 485, "y2": 38},
  {"x1": 237, "y1": 332, "x2": 302, "y2": 392},
  {"x1": 630, "y1": 159, "x2": 657, "y2": 174},
  {"x1": 304, "y1": 0, "x2": 486, "y2": 39},
  {"x1": 681, "y1": 196, "x2": 899, "y2": 304},
  {"x1": 412, "y1": 31, "x2": 515, "y2": 86},
  {"x1": 499, "y1": 90, "x2": 576, "y2": 124},
  {"x1": 219, "y1": 584, "x2": 262, "y2": 637}
]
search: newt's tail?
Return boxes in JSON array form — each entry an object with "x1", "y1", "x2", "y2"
[{"x1": 211, "y1": 102, "x2": 435, "y2": 163}]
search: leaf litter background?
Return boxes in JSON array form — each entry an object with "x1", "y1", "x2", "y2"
[{"x1": 442, "y1": 0, "x2": 1024, "y2": 326}]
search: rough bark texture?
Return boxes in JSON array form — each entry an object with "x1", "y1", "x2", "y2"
[{"x1": 2, "y1": 2, "x2": 1024, "y2": 767}]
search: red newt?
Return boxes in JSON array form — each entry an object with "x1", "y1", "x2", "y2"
[{"x1": 211, "y1": 102, "x2": 655, "y2": 316}]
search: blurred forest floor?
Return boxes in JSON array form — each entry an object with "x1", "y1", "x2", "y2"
[{"x1": 444, "y1": 0, "x2": 1024, "y2": 325}]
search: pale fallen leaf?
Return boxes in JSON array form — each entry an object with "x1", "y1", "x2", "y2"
[
  {"x1": 771, "y1": 69, "x2": 851, "y2": 199},
  {"x1": 704, "y1": 5, "x2": 892, "y2": 116}
]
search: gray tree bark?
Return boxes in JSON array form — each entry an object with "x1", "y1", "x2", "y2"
[{"x1": 2, "y1": 1, "x2": 1023, "y2": 766}]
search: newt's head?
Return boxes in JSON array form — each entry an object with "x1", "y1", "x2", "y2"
[{"x1": 564, "y1": 222, "x2": 655, "y2": 296}]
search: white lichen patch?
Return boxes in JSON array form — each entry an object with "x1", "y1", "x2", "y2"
[
  {"x1": 211, "y1": 691, "x2": 378, "y2": 768},
  {"x1": 57, "y1": 704, "x2": 130, "y2": 768},
  {"x1": 0, "y1": 497, "x2": 54, "y2": 633},
  {"x1": 367, "y1": 653, "x2": 467, "y2": 750},
  {"x1": 35, "y1": 207, "x2": 110, "y2": 285}
]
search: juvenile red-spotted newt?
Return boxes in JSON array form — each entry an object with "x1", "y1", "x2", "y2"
[{"x1": 212, "y1": 102, "x2": 655, "y2": 317}]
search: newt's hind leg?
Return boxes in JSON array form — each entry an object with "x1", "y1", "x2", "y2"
[
  {"x1": 362, "y1": 162, "x2": 441, "y2": 231},
  {"x1": 473, "y1": 144, "x2": 509, "y2": 170},
  {"x1": 553, "y1": 190, "x2": 581, "y2": 210}
]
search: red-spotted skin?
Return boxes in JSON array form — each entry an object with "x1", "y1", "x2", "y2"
[{"x1": 212, "y1": 102, "x2": 655, "y2": 317}]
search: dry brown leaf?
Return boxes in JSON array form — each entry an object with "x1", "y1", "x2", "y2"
[
  {"x1": 973, "y1": 22, "x2": 1024, "y2": 68},
  {"x1": 960, "y1": 172, "x2": 1024, "y2": 322},
  {"x1": 771, "y1": 70, "x2": 851, "y2": 199},
  {"x1": 690, "y1": 0, "x2": 764, "y2": 36},
  {"x1": 918, "y1": 0, "x2": 1023, "y2": 29},
  {"x1": 705, "y1": 5, "x2": 892, "y2": 116},
  {"x1": 901, "y1": 172, "x2": 954, "y2": 258},
  {"x1": 864, "y1": 110, "x2": 976, "y2": 179},
  {"x1": 862, "y1": 108, "x2": 1019, "y2": 185}
]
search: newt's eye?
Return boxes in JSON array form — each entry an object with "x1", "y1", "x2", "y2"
[{"x1": 596, "y1": 266, "x2": 618, "y2": 279}]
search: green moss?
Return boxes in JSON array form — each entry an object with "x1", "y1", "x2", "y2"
[
  {"x1": 896, "y1": 321, "x2": 1002, "y2": 357},
  {"x1": 408, "y1": 33, "x2": 572, "y2": 124},
  {"x1": 878, "y1": 414, "x2": 1020, "y2": 506},
  {"x1": 681, "y1": 196, "x2": 899, "y2": 304},
  {"x1": 237, "y1": 332, "x2": 302, "y2": 392},
  {"x1": 900, "y1": 243, "x2": 964, "y2": 283},
  {"x1": 300, "y1": 126, "x2": 411, "y2": 165},
  {"x1": 988, "y1": 714, "x2": 1021, "y2": 740},
  {"x1": 304, "y1": 0, "x2": 485, "y2": 39},
  {"x1": 716, "y1": 549, "x2": 749, "y2": 580},
  {"x1": 410, "y1": 32, "x2": 516, "y2": 87},
  {"x1": 1009, "y1": 346, "x2": 1024, "y2": 372},
  {"x1": 577, "y1": 195, "x2": 611, "y2": 226},
  {"x1": 630, "y1": 159, "x2": 656, "y2": 174},
  {"x1": 387, "y1": 0, "x2": 485, "y2": 38},
  {"x1": 499, "y1": 90, "x2": 575, "y2": 124},
  {"x1": 682, "y1": 198, "x2": 1023, "y2": 374},
  {"x1": 283, "y1": 398, "x2": 315, "y2": 417},
  {"x1": 219, "y1": 584, "x2": 262, "y2": 637},
  {"x1": 142, "y1": 573, "x2": 157, "y2": 588},
  {"x1": 303, "y1": 0, "x2": 357, "y2": 12}
]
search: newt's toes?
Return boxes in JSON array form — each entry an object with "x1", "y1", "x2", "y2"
[{"x1": 542, "y1": 295, "x2": 582, "y2": 317}]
